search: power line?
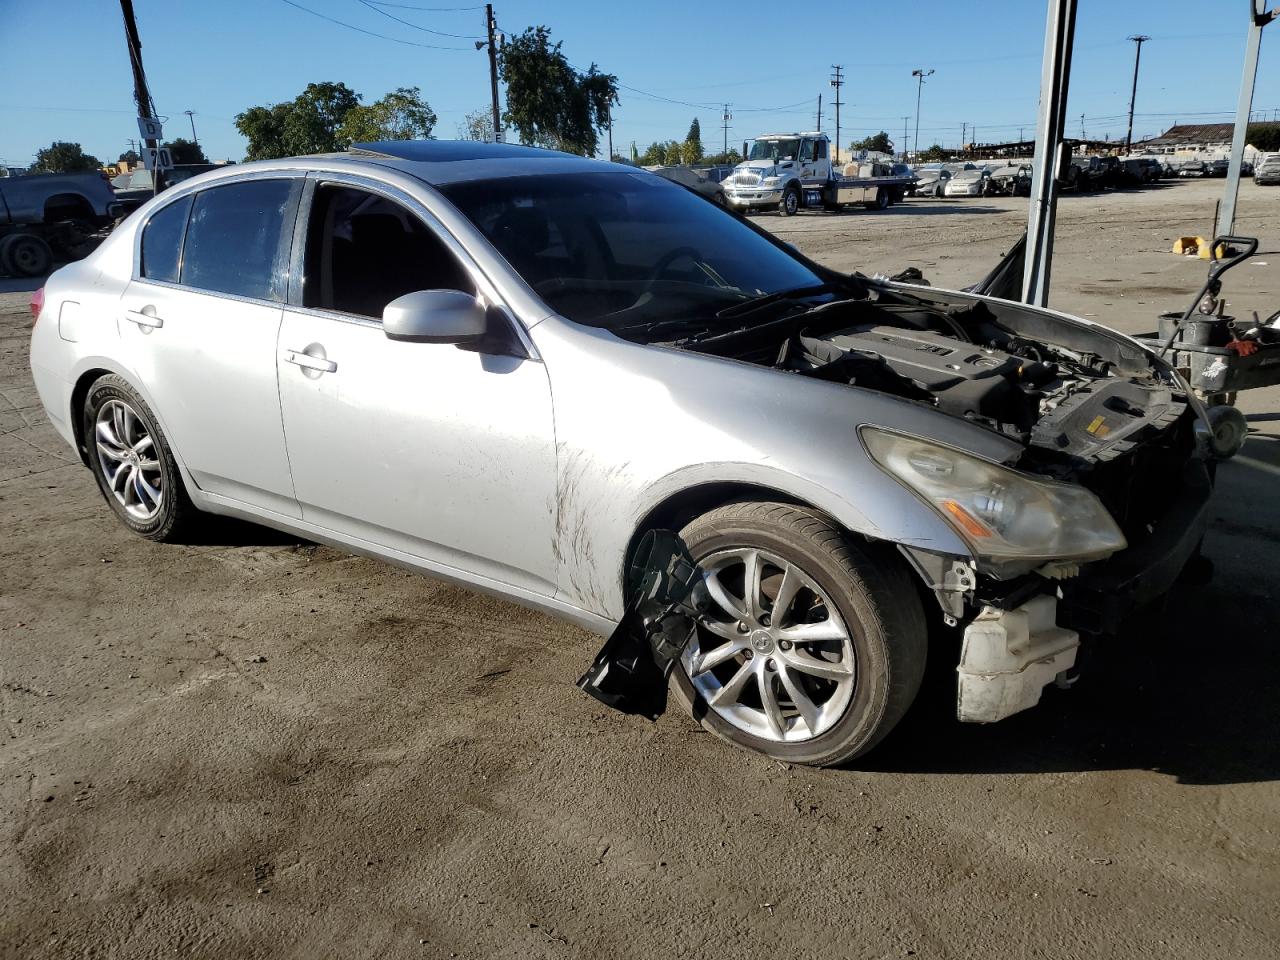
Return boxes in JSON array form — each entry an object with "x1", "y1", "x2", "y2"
[
  {"x1": 365, "y1": 1, "x2": 483, "y2": 8},
  {"x1": 275, "y1": 0, "x2": 470, "y2": 49},
  {"x1": 353, "y1": 0, "x2": 484, "y2": 38}
]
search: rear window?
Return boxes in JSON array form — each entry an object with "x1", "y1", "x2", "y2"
[
  {"x1": 140, "y1": 195, "x2": 192, "y2": 284},
  {"x1": 180, "y1": 180, "x2": 295, "y2": 301}
]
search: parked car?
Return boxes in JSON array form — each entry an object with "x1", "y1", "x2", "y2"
[
  {"x1": 645, "y1": 165, "x2": 727, "y2": 205},
  {"x1": 113, "y1": 164, "x2": 227, "y2": 211},
  {"x1": 1255, "y1": 153, "x2": 1280, "y2": 185},
  {"x1": 1177, "y1": 160, "x2": 1209, "y2": 177},
  {"x1": 1208, "y1": 158, "x2": 1230, "y2": 177},
  {"x1": 910, "y1": 164, "x2": 951, "y2": 197},
  {"x1": 942, "y1": 167, "x2": 990, "y2": 197},
  {"x1": 1066, "y1": 156, "x2": 1106, "y2": 191},
  {"x1": 28, "y1": 140, "x2": 1222, "y2": 766},
  {"x1": 987, "y1": 163, "x2": 1033, "y2": 196}
]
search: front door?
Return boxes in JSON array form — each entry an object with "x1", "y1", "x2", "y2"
[
  {"x1": 118, "y1": 177, "x2": 301, "y2": 516},
  {"x1": 276, "y1": 179, "x2": 558, "y2": 596}
]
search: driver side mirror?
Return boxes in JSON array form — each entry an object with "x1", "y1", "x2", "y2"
[{"x1": 382, "y1": 290, "x2": 487, "y2": 344}]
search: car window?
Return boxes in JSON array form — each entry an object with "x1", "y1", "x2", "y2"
[
  {"x1": 303, "y1": 184, "x2": 474, "y2": 319},
  {"x1": 815, "y1": 140, "x2": 828, "y2": 161},
  {"x1": 181, "y1": 179, "x2": 294, "y2": 301},
  {"x1": 140, "y1": 194, "x2": 192, "y2": 284}
]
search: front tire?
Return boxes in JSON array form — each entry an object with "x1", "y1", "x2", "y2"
[
  {"x1": 779, "y1": 185, "x2": 801, "y2": 216},
  {"x1": 671, "y1": 502, "x2": 927, "y2": 766},
  {"x1": 83, "y1": 374, "x2": 198, "y2": 541}
]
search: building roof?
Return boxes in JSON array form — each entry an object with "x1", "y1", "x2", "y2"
[{"x1": 1141, "y1": 123, "x2": 1237, "y2": 146}]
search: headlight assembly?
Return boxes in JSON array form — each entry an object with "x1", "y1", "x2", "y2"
[{"x1": 861, "y1": 427, "x2": 1127, "y2": 563}]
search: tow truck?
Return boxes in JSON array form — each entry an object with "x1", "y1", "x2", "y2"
[{"x1": 722, "y1": 131, "x2": 916, "y2": 215}]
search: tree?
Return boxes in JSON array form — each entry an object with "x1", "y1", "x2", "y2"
[
  {"x1": 920, "y1": 143, "x2": 949, "y2": 162},
  {"x1": 704, "y1": 147, "x2": 743, "y2": 166},
  {"x1": 852, "y1": 131, "x2": 894, "y2": 154},
  {"x1": 1249, "y1": 123, "x2": 1280, "y2": 153},
  {"x1": 118, "y1": 149, "x2": 141, "y2": 164},
  {"x1": 235, "y1": 81, "x2": 361, "y2": 160},
  {"x1": 684, "y1": 117, "x2": 704, "y2": 164},
  {"x1": 162, "y1": 137, "x2": 207, "y2": 164},
  {"x1": 32, "y1": 141, "x2": 101, "y2": 173},
  {"x1": 337, "y1": 87, "x2": 436, "y2": 145},
  {"x1": 457, "y1": 107, "x2": 493, "y2": 141},
  {"x1": 499, "y1": 25, "x2": 618, "y2": 155}
]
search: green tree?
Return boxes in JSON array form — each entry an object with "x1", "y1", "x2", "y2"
[
  {"x1": 1248, "y1": 123, "x2": 1280, "y2": 153},
  {"x1": 457, "y1": 107, "x2": 493, "y2": 141},
  {"x1": 337, "y1": 87, "x2": 436, "y2": 145},
  {"x1": 32, "y1": 141, "x2": 101, "y2": 173},
  {"x1": 852, "y1": 131, "x2": 894, "y2": 154},
  {"x1": 162, "y1": 137, "x2": 207, "y2": 164},
  {"x1": 684, "y1": 117, "x2": 704, "y2": 164},
  {"x1": 235, "y1": 81, "x2": 361, "y2": 160},
  {"x1": 499, "y1": 26, "x2": 618, "y2": 155},
  {"x1": 920, "y1": 143, "x2": 948, "y2": 162},
  {"x1": 118, "y1": 149, "x2": 141, "y2": 164},
  {"x1": 704, "y1": 147, "x2": 742, "y2": 166}
]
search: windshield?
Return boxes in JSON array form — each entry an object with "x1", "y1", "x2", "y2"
[
  {"x1": 439, "y1": 171, "x2": 825, "y2": 331},
  {"x1": 748, "y1": 139, "x2": 800, "y2": 162}
]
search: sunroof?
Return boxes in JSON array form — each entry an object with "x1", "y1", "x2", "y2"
[{"x1": 352, "y1": 140, "x2": 580, "y2": 163}]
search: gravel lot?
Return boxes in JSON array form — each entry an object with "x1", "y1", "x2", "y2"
[{"x1": 2, "y1": 178, "x2": 1279, "y2": 959}]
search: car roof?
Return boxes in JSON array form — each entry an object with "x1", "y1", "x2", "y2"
[{"x1": 349, "y1": 139, "x2": 614, "y2": 186}]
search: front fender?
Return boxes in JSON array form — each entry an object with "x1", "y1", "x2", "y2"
[{"x1": 533, "y1": 316, "x2": 1015, "y2": 619}]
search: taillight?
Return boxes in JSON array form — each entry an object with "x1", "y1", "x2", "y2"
[{"x1": 30, "y1": 286, "x2": 44, "y2": 322}]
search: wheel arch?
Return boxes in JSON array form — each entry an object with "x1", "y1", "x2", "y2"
[
  {"x1": 43, "y1": 192, "x2": 97, "y2": 223},
  {"x1": 70, "y1": 366, "x2": 114, "y2": 465}
]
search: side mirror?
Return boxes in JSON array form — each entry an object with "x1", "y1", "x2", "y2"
[{"x1": 382, "y1": 289, "x2": 487, "y2": 344}]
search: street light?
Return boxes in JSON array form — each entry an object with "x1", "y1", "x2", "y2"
[
  {"x1": 183, "y1": 109, "x2": 198, "y2": 144},
  {"x1": 912, "y1": 68, "x2": 934, "y2": 158}
]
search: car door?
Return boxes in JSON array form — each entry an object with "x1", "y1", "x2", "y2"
[
  {"x1": 118, "y1": 175, "x2": 303, "y2": 517},
  {"x1": 275, "y1": 176, "x2": 558, "y2": 596}
]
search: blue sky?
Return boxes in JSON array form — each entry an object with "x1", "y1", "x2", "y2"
[{"x1": 1, "y1": 0, "x2": 1277, "y2": 167}]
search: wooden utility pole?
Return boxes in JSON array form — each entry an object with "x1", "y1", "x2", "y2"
[
  {"x1": 485, "y1": 4, "x2": 501, "y2": 141},
  {"x1": 816, "y1": 93, "x2": 822, "y2": 133},
  {"x1": 829, "y1": 66, "x2": 844, "y2": 165},
  {"x1": 118, "y1": 0, "x2": 160, "y2": 195}
]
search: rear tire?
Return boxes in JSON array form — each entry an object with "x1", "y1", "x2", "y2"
[
  {"x1": 671, "y1": 502, "x2": 928, "y2": 766},
  {"x1": 83, "y1": 374, "x2": 199, "y2": 542},
  {"x1": 0, "y1": 232, "x2": 53, "y2": 277}
]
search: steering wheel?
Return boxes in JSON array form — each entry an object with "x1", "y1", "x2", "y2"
[{"x1": 642, "y1": 246, "x2": 704, "y2": 295}]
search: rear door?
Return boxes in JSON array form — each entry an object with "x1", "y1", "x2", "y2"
[
  {"x1": 118, "y1": 175, "x2": 303, "y2": 516},
  {"x1": 275, "y1": 176, "x2": 558, "y2": 595}
]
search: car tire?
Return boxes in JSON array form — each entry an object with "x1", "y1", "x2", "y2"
[
  {"x1": 670, "y1": 501, "x2": 928, "y2": 766},
  {"x1": 779, "y1": 185, "x2": 801, "y2": 216},
  {"x1": 872, "y1": 188, "x2": 890, "y2": 210},
  {"x1": 83, "y1": 374, "x2": 198, "y2": 542},
  {"x1": 0, "y1": 232, "x2": 53, "y2": 277}
]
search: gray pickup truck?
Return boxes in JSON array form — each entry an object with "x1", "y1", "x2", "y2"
[{"x1": 0, "y1": 172, "x2": 122, "y2": 278}]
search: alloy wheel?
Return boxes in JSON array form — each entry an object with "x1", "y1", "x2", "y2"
[
  {"x1": 681, "y1": 547, "x2": 856, "y2": 743},
  {"x1": 94, "y1": 399, "x2": 164, "y2": 521}
]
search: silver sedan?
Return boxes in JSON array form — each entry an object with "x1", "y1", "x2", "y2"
[{"x1": 29, "y1": 141, "x2": 1217, "y2": 765}]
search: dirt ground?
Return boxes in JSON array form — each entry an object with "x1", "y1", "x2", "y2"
[{"x1": 2, "y1": 178, "x2": 1279, "y2": 960}]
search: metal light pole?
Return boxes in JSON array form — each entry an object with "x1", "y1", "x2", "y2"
[
  {"x1": 912, "y1": 68, "x2": 934, "y2": 158},
  {"x1": 1123, "y1": 35, "x2": 1149, "y2": 155},
  {"x1": 184, "y1": 109, "x2": 198, "y2": 144},
  {"x1": 1216, "y1": 1, "x2": 1278, "y2": 238}
]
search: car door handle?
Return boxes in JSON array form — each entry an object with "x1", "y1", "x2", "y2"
[
  {"x1": 124, "y1": 309, "x2": 164, "y2": 329},
  {"x1": 284, "y1": 350, "x2": 337, "y2": 373}
]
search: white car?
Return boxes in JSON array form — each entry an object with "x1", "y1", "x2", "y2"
[{"x1": 943, "y1": 168, "x2": 990, "y2": 197}]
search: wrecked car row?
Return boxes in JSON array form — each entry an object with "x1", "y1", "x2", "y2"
[{"x1": 30, "y1": 141, "x2": 1228, "y2": 766}]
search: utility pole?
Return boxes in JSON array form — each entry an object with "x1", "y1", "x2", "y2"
[
  {"x1": 912, "y1": 68, "x2": 934, "y2": 158},
  {"x1": 961, "y1": 122, "x2": 967, "y2": 152},
  {"x1": 1123, "y1": 34, "x2": 1150, "y2": 155},
  {"x1": 184, "y1": 110, "x2": 198, "y2": 144},
  {"x1": 902, "y1": 116, "x2": 910, "y2": 160},
  {"x1": 118, "y1": 0, "x2": 160, "y2": 196},
  {"x1": 721, "y1": 104, "x2": 732, "y2": 157},
  {"x1": 816, "y1": 93, "x2": 823, "y2": 133},
  {"x1": 484, "y1": 3, "x2": 501, "y2": 141},
  {"x1": 830, "y1": 66, "x2": 844, "y2": 165},
  {"x1": 1081, "y1": 113, "x2": 1086, "y2": 140},
  {"x1": 607, "y1": 109, "x2": 613, "y2": 161}
]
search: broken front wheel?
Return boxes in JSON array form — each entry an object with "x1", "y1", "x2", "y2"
[{"x1": 669, "y1": 502, "x2": 928, "y2": 766}]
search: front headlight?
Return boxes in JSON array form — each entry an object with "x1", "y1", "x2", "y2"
[
  {"x1": 861, "y1": 428, "x2": 1127, "y2": 563},
  {"x1": 763, "y1": 176, "x2": 781, "y2": 185}
]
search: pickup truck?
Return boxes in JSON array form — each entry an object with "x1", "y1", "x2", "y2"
[
  {"x1": 0, "y1": 172, "x2": 121, "y2": 277},
  {"x1": 722, "y1": 132, "x2": 916, "y2": 215}
]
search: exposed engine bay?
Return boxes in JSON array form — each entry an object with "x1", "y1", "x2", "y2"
[{"x1": 679, "y1": 287, "x2": 1191, "y2": 473}]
